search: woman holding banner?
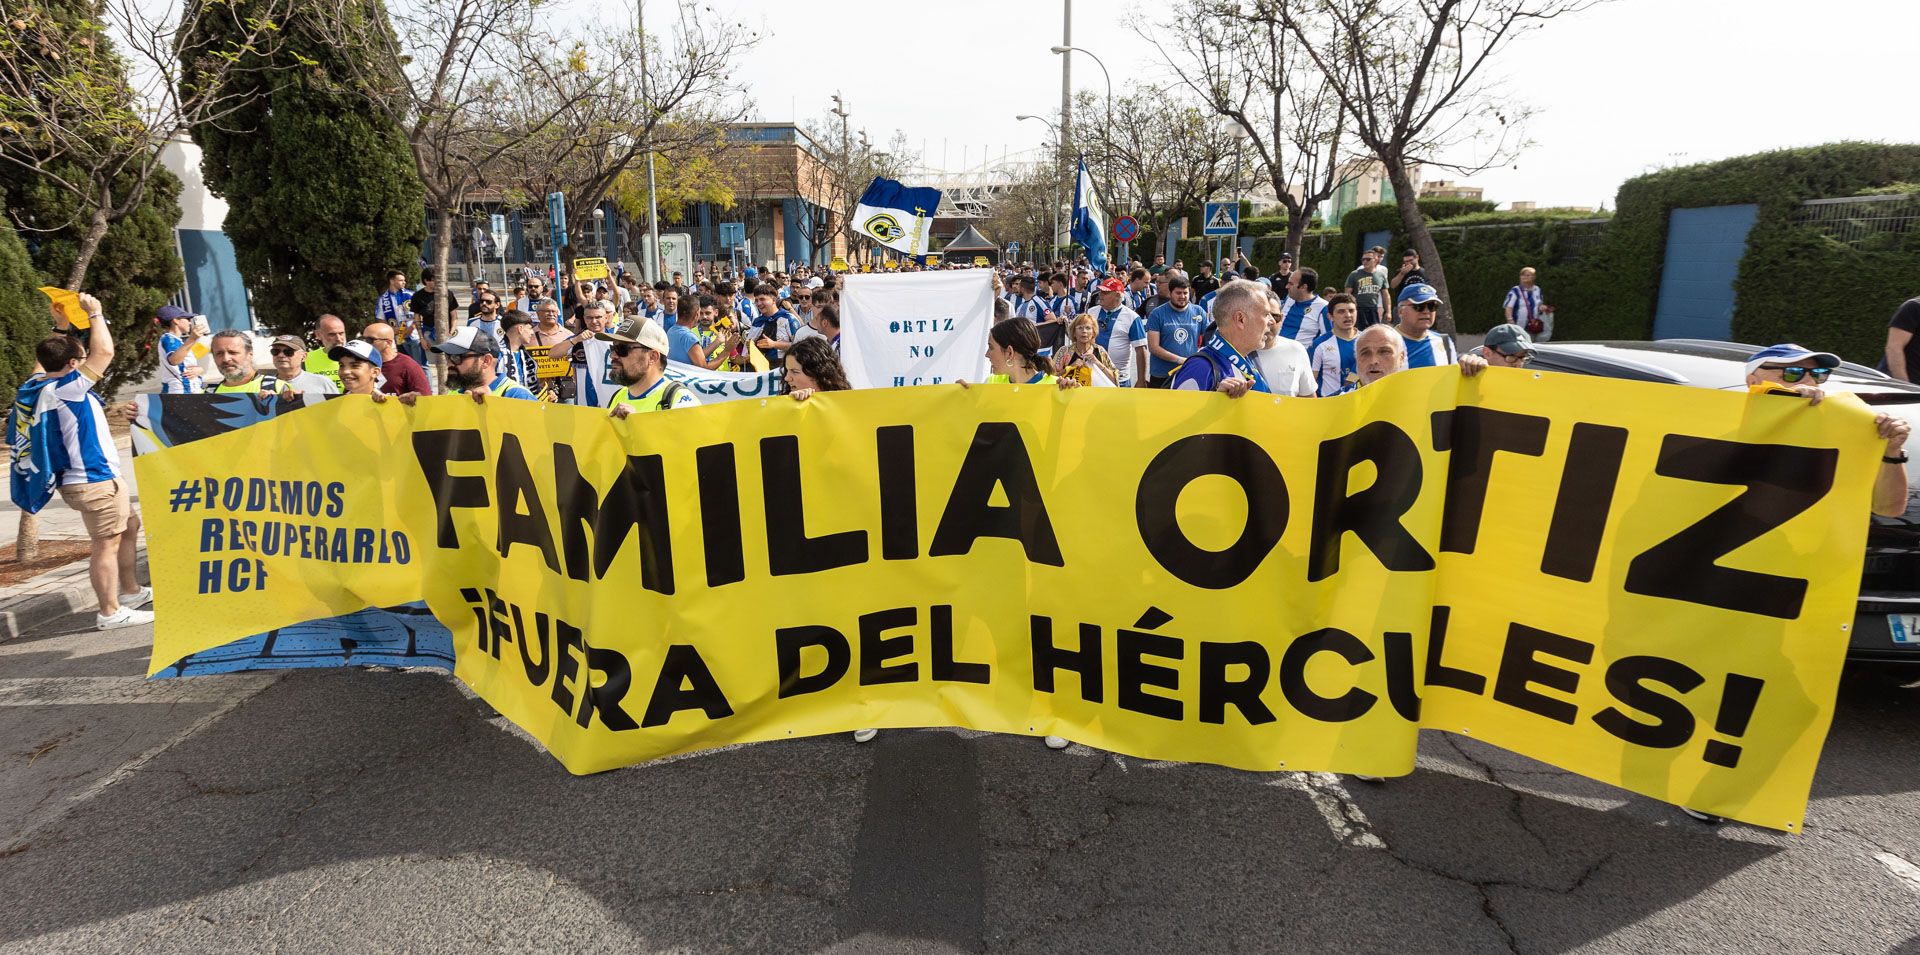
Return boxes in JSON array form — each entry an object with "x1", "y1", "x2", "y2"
[
  {"x1": 783, "y1": 337, "x2": 850, "y2": 402},
  {"x1": 1057, "y1": 313, "x2": 1120, "y2": 387}
]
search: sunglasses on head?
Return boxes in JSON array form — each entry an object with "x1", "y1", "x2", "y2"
[
  {"x1": 269, "y1": 346, "x2": 299, "y2": 357},
  {"x1": 1770, "y1": 365, "x2": 1831, "y2": 383}
]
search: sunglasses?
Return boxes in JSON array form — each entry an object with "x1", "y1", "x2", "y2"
[
  {"x1": 610, "y1": 343, "x2": 639, "y2": 357},
  {"x1": 480, "y1": 298, "x2": 499, "y2": 305},
  {"x1": 269, "y1": 346, "x2": 299, "y2": 357},
  {"x1": 1411, "y1": 302, "x2": 1440, "y2": 312},
  {"x1": 1771, "y1": 365, "x2": 1831, "y2": 383}
]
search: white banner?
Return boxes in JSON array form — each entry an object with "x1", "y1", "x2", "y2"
[
  {"x1": 839, "y1": 271, "x2": 992, "y2": 389},
  {"x1": 663, "y1": 361, "x2": 785, "y2": 402}
]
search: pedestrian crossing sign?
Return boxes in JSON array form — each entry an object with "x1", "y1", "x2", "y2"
[{"x1": 1202, "y1": 202, "x2": 1240, "y2": 237}]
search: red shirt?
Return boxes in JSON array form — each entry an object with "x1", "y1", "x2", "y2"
[{"x1": 380, "y1": 352, "x2": 432, "y2": 396}]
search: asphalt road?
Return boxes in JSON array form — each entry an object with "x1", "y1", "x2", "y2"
[{"x1": 2, "y1": 615, "x2": 1917, "y2": 954}]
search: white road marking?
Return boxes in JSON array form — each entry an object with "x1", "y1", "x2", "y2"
[
  {"x1": 0, "y1": 674, "x2": 274, "y2": 707},
  {"x1": 1876, "y1": 852, "x2": 1920, "y2": 893},
  {"x1": 1272, "y1": 772, "x2": 1387, "y2": 850}
]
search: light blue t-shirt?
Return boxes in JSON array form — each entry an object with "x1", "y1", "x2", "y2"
[
  {"x1": 1145, "y1": 303, "x2": 1208, "y2": 378},
  {"x1": 666, "y1": 323, "x2": 704, "y2": 365}
]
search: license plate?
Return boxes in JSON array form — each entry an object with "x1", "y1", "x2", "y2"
[{"x1": 1888, "y1": 614, "x2": 1920, "y2": 645}]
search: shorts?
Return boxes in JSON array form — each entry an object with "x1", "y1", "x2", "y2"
[{"x1": 58, "y1": 478, "x2": 131, "y2": 539}]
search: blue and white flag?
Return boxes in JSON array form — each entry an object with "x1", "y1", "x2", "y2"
[
  {"x1": 1071, "y1": 159, "x2": 1108, "y2": 274},
  {"x1": 853, "y1": 177, "x2": 942, "y2": 256}
]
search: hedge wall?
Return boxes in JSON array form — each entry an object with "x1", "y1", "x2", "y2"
[{"x1": 1571, "y1": 142, "x2": 1920, "y2": 351}]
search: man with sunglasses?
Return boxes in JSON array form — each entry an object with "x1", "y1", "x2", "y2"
[
  {"x1": 267, "y1": 335, "x2": 338, "y2": 395},
  {"x1": 433, "y1": 327, "x2": 534, "y2": 402},
  {"x1": 466, "y1": 290, "x2": 504, "y2": 352},
  {"x1": 600, "y1": 318, "x2": 699, "y2": 417},
  {"x1": 1394, "y1": 283, "x2": 1459, "y2": 367}
]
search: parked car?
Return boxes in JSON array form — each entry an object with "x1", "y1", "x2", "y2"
[{"x1": 1529, "y1": 339, "x2": 1920, "y2": 664}]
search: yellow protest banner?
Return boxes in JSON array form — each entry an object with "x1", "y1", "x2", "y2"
[
  {"x1": 136, "y1": 370, "x2": 1879, "y2": 830},
  {"x1": 927, "y1": 255, "x2": 941, "y2": 266},
  {"x1": 524, "y1": 344, "x2": 573, "y2": 380},
  {"x1": 573, "y1": 257, "x2": 609, "y2": 281},
  {"x1": 973, "y1": 256, "x2": 989, "y2": 267},
  {"x1": 830, "y1": 257, "x2": 849, "y2": 272}
]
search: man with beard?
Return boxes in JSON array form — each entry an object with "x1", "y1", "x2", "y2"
[
  {"x1": 206, "y1": 330, "x2": 292, "y2": 395},
  {"x1": 432, "y1": 327, "x2": 534, "y2": 401},
  {"x1": 601, "y1": 317, "x2": 700, "y2": 416}
]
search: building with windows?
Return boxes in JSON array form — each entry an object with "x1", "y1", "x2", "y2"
[
  {"x1": 1421, "y1": 180, "x2": 1486, "y2": 202},
  {"x1": 1323, "y1": 160, "x2": 1421, "y2": 227}
]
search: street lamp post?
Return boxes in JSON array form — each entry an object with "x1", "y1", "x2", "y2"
[
  {"x1": 1017, "y1": 114, "x2": 1062, "y2": 261},
  {"x1": 637, "y1": 0, "x2": 661, "y2": 283},
  {"x1": 1052, "y1": 43, "x2": 1116, "y2": 261}
]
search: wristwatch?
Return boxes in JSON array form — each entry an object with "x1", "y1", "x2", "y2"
[{"x1": 1885, "y1": 452, "x2": 1909, "y2": 464}]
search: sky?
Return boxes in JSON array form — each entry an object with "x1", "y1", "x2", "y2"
[{"x1": 586, "y1": 0, "x2": 1917, "y2": 211}]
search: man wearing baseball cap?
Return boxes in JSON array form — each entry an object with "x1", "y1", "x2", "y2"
[
  {"x1": 267, "y1": 335, "x2": 339, "y2": 396},
  {"x1": 154, "y1": 305, "x2": 205, "y2": 394},
  {"x1": 599, "y1": 317, "x2": 699, "y2": 417},
  {"x1": 433, "y1": 326, "x2": 535, "y2": 402},
  {"x1": 1088, "y1": 277, "x2": 1149, "y2": 386},
  {"x1": 1394, "y1": 282, "x2": 1460, "y2": 368},
  {"x1": 1477, "y1": 323, "x2": 1535, "y2": 368}
]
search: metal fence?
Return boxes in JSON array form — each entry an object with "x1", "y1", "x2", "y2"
[{"x1": 1792, "y1": 192, "x2": 1920, "y2": 249}]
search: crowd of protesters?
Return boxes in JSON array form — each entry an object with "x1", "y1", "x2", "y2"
[{"x1": 10, "y1": 246, "x2": 1914, "y2": 827}]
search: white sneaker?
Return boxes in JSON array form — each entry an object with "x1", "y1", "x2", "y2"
[
  {"x1": 1044, "y1": 735, "x2": 1070, "y2": 750},
  {"x1": 95, "y1": 606, "x2": 155, "y2": 630},
  {"x1": 120, "y1": 586, "x2": 152, "y2": 608},
  {"x1": 1351, "y1": 774, "x2": 1387, "y2": 784},
  {"x1": 1680, "y1": 806, "x2": 1725, "y2": 825},
  {"x1": 852, "y1": 728, "x2": 878, "y2": 743}
]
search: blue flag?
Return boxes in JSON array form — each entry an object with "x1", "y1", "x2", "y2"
[
  {"x1": 853, "y1": 177, "x2": 942, "y2": 255},
  {"x1": 1072, "y1": 160, "x2": 1109, "y2": 274}
]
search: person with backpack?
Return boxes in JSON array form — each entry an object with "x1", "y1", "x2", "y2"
[
  {"x1": 600, "y1": 317, "x2": 699, "y2": 417},
  {"x1": 1169, "y1": 282, "x2": 1276, "y2": 398}
]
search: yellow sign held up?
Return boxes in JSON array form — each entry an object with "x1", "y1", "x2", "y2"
[
  {"x1": 926, "y1": 255, "x2": 941, "y2": 267},
  {"x1": 524, "y1": 344, "x2": 573, "y2": 380},
  {"x1": 38, "y1": 286, "x2": 90, "y2": 329},
  {"x1": 973, "y1": 256, "x2": 989, "y2": 267},
  {"x1": 573, "y1": 257, "x2": 610, "y2": 281},
  {"x1": 137, "y1": 370, "x2": 1881, "y2": 830},
  {"x1": 830, "y1": 257, "x2": 849, "y2": 272}
]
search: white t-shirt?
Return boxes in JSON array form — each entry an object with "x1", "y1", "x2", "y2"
[
  {"x1": 1254, "y1": 339, "x2": 1317, "y2": 397},
  {"x1": 1089, "y1": 306, "x2": 1145, "y2": 385}
]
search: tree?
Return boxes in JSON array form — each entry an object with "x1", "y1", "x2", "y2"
[
  {"x1": 1148, "y1": 6, "x2": 1357, "y2": 259},
  {"x1": 609, "y1": 142, "x2": 736, "y2": 261},
  {"x1": 489, "y1": 5, "x2": 752, "y2": 279},
  {"x1": 182, "y1": 0, "x2": 425, "y2": 331},
  {"x1": 1071, "y1": 86, "x2": 1243, "y2": 241},
  {"x1": 0, "y1": 216, "x2": 42, "y2": 397},
  {"x1": 0, "y1": 0, "x2": 291, "y2": 288},
  {"x1": 982, "y1": 155, "x2": 1068, "y2": 265},
  {"x1": 1271, "y1": 0, "x2": 1600, "y2": 332}
]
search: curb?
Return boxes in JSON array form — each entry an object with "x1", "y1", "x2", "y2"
[{"x1": 0, "y1": 551, "x2": 147, "y2": 642}]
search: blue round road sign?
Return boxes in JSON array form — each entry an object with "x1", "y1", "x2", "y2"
[{"x1": 1112, "y1": 215, "x2": 1140, "y2": 243}]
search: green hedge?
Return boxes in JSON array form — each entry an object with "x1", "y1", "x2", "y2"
[
  {"x1": 0, "y1": 217, "x2": 42, "y2": 396},
  {"x1": 1570, "y1": 142, "x2": 1920, "y2": 351}
]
